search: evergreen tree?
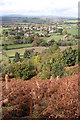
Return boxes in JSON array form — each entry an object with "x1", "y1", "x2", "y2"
[{"x1": 14, "y1": 52, "x2": 20, "y2": 62}]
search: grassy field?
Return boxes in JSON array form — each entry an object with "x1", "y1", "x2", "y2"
[
  {"x1": 3, "y1": 46, "x2": 48, "y2": 58},
  {"x1": 67, "y1": 26, "x2": 78, "y2": 35},
  {"x1": 0, "y1": 27, "x2": 9, "y2": 34},
  {"x1": 4, "y1": 48, "x2": 26, "y2": 57},
  {"x1": 44, "y1": 34, "x2": 63, "y2": 41},
  {"x1": 2, "y1": 38, "x2": 13, "y2": 45},
  {"x1": 65, "y1": 19, "x2": 78, "y2": 23}
]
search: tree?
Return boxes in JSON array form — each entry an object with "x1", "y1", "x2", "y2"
[
  {"x1": 52, "y1": 61, "x2": 65, "y2": 78},
  {"x1": 16, "y1": 26, "x2": 18, "y2": 31},
  {"x1": 40, "y1": 62, "x2": 51, "y2": 79},
  {"x1": 5, "y1": 31, "x2": 8, "y2": 36},
  {"x1": 26, "y1": 36, "x2": 34, "y2": 44},
  {"x1": 24, "y1": 50, "x2": 32, "y2": 58},
  {"x1": 62, "y1": 47, "x2": 77, "y2": 66},
  {"x1": 34, "y1": 55, "x2": 41, "y2": 64},
  {"x1": 8, "y1": 58, "x2": 11, "y2": 63},
  {"x1": 33, "y1": 35, "x2": 42, "y2": 46},
  {"x1": 62, "y1": 29, "x2": 67, "y2": 35},
  {"x1": 14, "y1": 52, "x2": 20, "y2": 62},
  {"x1": 36, "y1": 33, "x2": 39, "y2": 37},
  {"x1": 57, "y1": 28, "x2": 63, "y2": 35},
  {"x1": 15, "y1": 35, "x2": 21, "y2": 39}
]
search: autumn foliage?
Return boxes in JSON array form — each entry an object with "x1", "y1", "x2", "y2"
[{"x1": 2, "y1": 65, "x2": 79, "y2": 119}]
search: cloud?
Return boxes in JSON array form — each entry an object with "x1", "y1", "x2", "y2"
[
  {"x1": 0, "y1": 0, "x2": 5, "y2": 6},
  {"x1": 0, "y1": 0, "x2": 79, "y2": 17}
]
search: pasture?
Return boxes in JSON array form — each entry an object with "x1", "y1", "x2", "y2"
[
  {"x1": 67, "y1": 26, "x2": 78, "y2": 35},
  {"x1": 43, "y1": 34, "x2": 63, "y2": 41}
]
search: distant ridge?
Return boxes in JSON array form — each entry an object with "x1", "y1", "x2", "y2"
[{"x1": 1, "y1": 14, "x2": 77, "y2": 19}]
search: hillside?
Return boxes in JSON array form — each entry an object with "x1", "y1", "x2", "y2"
[{"x1": 2, "y1": 64, "x2": 79, "y2": 119}]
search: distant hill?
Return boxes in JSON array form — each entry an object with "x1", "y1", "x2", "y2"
[{"x1": 2, "y1": 15, "x2": 77, "y2": 24}]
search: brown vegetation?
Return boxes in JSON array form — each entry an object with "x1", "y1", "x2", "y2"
[{"x1": 2, "y1": 65, "x2": 79, "y2": 119}]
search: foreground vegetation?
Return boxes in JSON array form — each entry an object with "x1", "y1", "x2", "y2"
[{"x1": 2, "y1": 71, "x2": 79, "y2": 119}]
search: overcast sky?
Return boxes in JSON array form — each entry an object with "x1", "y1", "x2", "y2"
[{"x1": 0, "y1": 0, "x2": 79, "y2": 17}]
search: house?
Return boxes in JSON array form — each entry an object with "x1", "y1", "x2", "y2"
[
  {"x1": 24, "y1": 33, "x2": 29, "y2": 37},
  {"x1": 48, "y1": 26, "x2": 51, "y2": 31},
  {"x1": 33, "y1": 26, "x2": 37, "y2": 30},
  {"x1": 57, "y1": 26, "x2": 63, "y2": 34},
  {"x1": 24, "y1": 31, "x2": 34, "y2": 37},
  {"x1": 64, "y1": 35, "x2": 68, "y2": 38},
  {"x1": 49, "y1": 30, "x2": 54, "y2": 34},
  {"x1": 37, "y1": 27, "x2": 41, "y2": 31},
  {"x1": 63, "y1": 35, "x2": 73, "y2": 41},
  {"x1": 40, "y1": 33, "x2": 45, "y2": 37}
]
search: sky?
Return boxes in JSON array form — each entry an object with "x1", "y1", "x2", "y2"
[{"x1": 0, "y1": 0, "x2": 79, "y2": 17}]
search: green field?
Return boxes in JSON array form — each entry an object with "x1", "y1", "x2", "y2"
[
  {"x1": 4, "y1": 48, "x2": 29, "y2": 57},
  {"x1": 3, "y1": 46, "x2": 48, "y2": 59},
  {"x1": 0, "y1": 27, "x2": 9, "y2": 34},
  {"x1": 43, "y1": 34, "x2": 63, "y2": 41},
  {"x1": 65, "y1": 19, "x2": 78, "y2": 23},
  {"x1": 67, "y1": 26, "x2": 78, "y2": 35}
]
